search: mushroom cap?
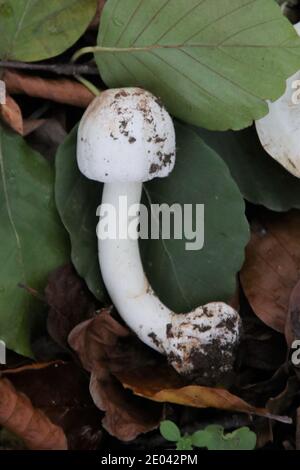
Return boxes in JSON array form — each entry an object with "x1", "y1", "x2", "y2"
[
  {"x1": 77, "y1": 88, "x2": 176, "y2": 183},
  {"x1": 166, "y1": 302, "x2": 241, "y2": 384},
  {"x1": 255, "y1": 22, "x2": 300, "y2": 178}
]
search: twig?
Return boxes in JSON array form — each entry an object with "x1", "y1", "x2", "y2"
[
  {"x1": 0, "y1": 60, "x2": 99, "y2": 76},
  {"x1": 1, "y1": 360, "x2": 66, "y2": 376}
]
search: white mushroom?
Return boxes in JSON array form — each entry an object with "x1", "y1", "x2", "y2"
[
  {"x1": 77, "y1": 87, "x2": 241, "y2": 382},
  {"x1": 255, "y1": 22, "x2": 300, "y2": 178}
]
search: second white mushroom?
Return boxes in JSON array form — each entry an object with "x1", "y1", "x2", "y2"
[{"x1": 256, "y1": 22, "x2": 300, "y2": 178}]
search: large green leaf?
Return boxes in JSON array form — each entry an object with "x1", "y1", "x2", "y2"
[
  {"x1": 141, "y1": 122, "x2": 249, "y2": 311},
  {"x1": 0, "y1": 0, "x2": 97, "y2": 61},
  {"x1": 197, "y1": 126, "x2": 300, "y2": 212},
  {"x1": 0, "y1": 127, "x2": 69, "y2": 357},
  {"x1": 96, "y1": 0, "x2": 300, "y2": 131},
  {"x1": 55, "y1": 126, "x2": 107, "y2": 303},
  {"x1": 55, "y1": 122, "x2": 249, "y2": 311}
]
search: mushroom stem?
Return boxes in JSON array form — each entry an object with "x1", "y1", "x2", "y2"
[{"x1": 99, "y1": 181, "x2": 170, "y2": 353}]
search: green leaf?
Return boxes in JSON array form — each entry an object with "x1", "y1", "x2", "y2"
[
  {"x1": 197, "y1": 126, "x2": 300, "y2": 212},
  {"x1": 193, "y1": 425, "x2": 257, "y2": 450},
  {"x1": 96, "y1": 0, "x2": 300, "y2": 131},
  {"x1": 225, "y1": 427, "x2": 257, "y2": 450},
  {"x1": 0, "y1": 0, "x2": 97, "y2": 61},
  {"x1": 55, "y1": 126, "x2": 107, "y2": 302},
  {"x1": 160, "y1": 420, "x2": 181, "y2": 442},
  {"x1": 176, "y1": 436, "x2": 193, "y2": 451},
  {"x1": 192, "y1": 430, "x2": 209, "y2": 448},
  {"x1": 141, "y1": 122, "x2": 249, "y2": 311},
  {"x1": 0, "y1": 127, "x2": 69, "y2": 357},
  {"x1": 192, "y1": 424, "x2": 223, "y2": 449},
  {"x1": 55, "y1": 122, "x2": 248, "y2": 311}
]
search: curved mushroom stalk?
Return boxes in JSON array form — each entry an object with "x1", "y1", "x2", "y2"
[
  {"x1": 99, "y1": 181, "x2": 241, "y2": 381},
  {"x1": 255, "y1": 22, "x2": 300, "y2": 178},
  {"x1": 77, "y1": 87, "x2": 241, "y2": 381},
  {"x1": 98, "y1": 181, "x2": 171, "y2": 351}
]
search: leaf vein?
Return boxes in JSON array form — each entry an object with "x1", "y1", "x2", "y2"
[
  {"x1": 115, "y1": 0, "x2": 144, "y2": 46},
  {"x1": 184, "y1": 0, "x2": 257, "y2": 44},
  {"x1": 133, "y1": 0, "x2": 172, "y2": 45},
  {"x1": 154, "y1": 0, "x2": 208, "y2": 45}
]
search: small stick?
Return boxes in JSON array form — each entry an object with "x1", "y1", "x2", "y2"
[{"x1": 0, "y1": 60, "x2": 99, "y2": 76}]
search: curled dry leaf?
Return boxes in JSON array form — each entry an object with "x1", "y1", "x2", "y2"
[
  {"x1": 240, "y1": 211, "x2": 300, "y2": 333},
  {"x1": 116, "y1": 366, "x2": 291, "y2": 424},
  {"x1": 46, "y1": 264, "x2": 97, "y2": 349},
  {"x1": 69, "y1": 309, "x2": 163, "y2": 442},
  {"x1": 69, "y1": 310, "x2": 291, "y2": 441},
  {"x1": 285, "y1": 279, "x2": 300, "y2": 347},
  {"x1": 4, "y1": 70, "x2": 94, "y2": 108},
  {"x1": 7, "y1": 361, "x2": 103, "y2": 450},
  {"x1": 0, "y1": 95, "x2": 23, "y2": 134},
  {"x1": 0, "y1": 377, "x2": 67, "y2": 450},
  {"x1": 89, "y1": 373, "x2": 162, "y2": 443}
]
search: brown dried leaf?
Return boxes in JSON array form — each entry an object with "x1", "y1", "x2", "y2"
[
  {"x1": 0, "y1": 378, "x2": 67, "y2": 450},
  {"x1": 69, "y1": 309, "x2": 163, "y2": 441},
  {"x1": 116, "y1": 365, "x2": 291, "y2": 424},
  {"x1": 68, "y1": 309, "x2": 130, "y2": 374},
  {"x1": 7, "y1": 362, "x2": 103, "y2": 450},
  {"x1": 0, "y1": 95, "x2": 23, "y2": 134},
  {"x1": 285, "y1": 279, "x2": 300, "y2": 347},
  {"x1": 90, "y1": 372, "x2": 162, "y2": 442},
  {"x1": 46, "y1": 264, "x2": 97, "y2": 349},
  {"x1": 4, "y1": 70, "x2": 94, "y2": 108},
  {"x1": 69, "y1": 310, "x2": 291, "y2": 441},
  {"x1": 240, "y1": 211, "x2": 300, "y2": 333}
]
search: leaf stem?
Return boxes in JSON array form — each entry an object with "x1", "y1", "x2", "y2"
[
  {"x1": 71, "y1": 45, "x2": 158, "y2": 62},
  {"x1": 74, "y1": 74, "x2": 101, "y2": 96}
]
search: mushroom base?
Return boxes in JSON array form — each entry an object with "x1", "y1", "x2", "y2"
[{"x1": 165, "y1": 304, "x2": 242, "y2": 386}]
